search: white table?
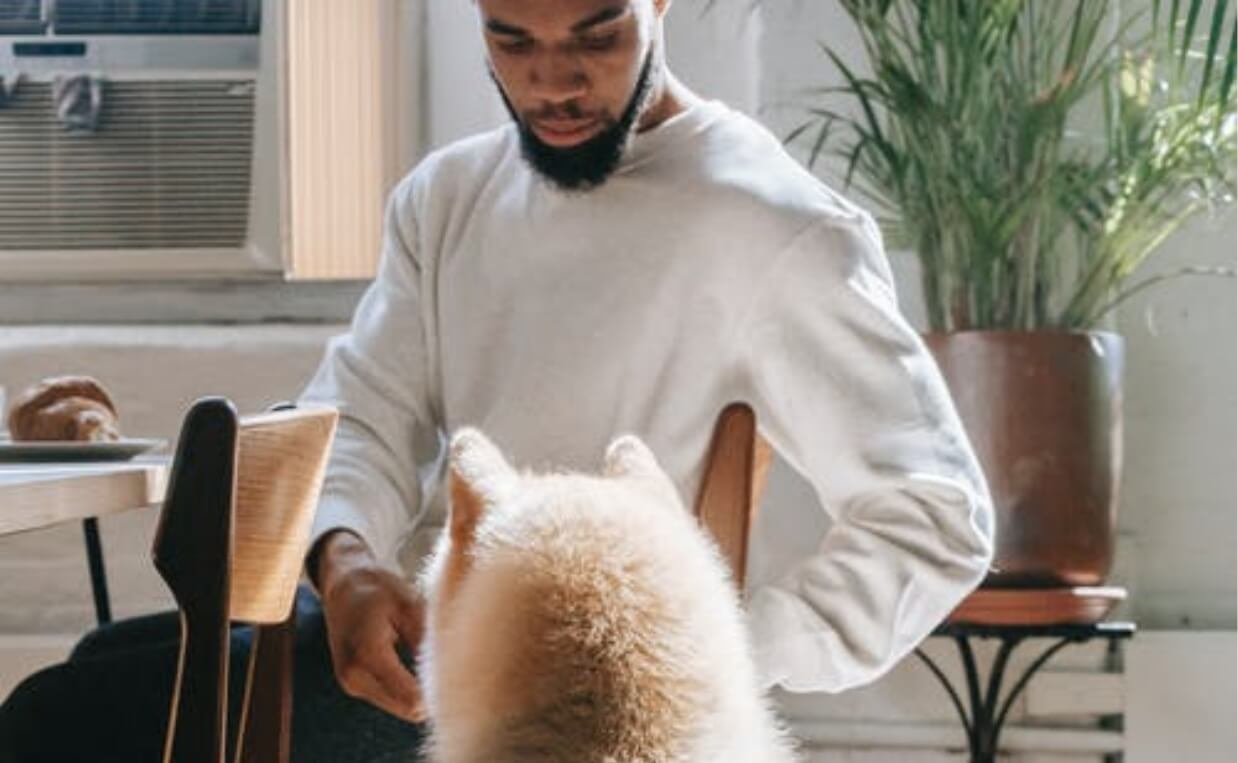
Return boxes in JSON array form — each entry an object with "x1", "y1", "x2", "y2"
[
  {"x1": 0, "y1": 460, "x2": 168, "y2": 535},
  {"x1": 0, "y1": 459, "x2": 169, "y2": 623}
]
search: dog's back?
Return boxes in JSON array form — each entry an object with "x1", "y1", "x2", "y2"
[{"x1": 420, "y1": 432, "x2": 796, "y2": 763}]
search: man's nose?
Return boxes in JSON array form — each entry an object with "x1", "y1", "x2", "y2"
[{"x1": 527, "y1": 49, "x2": 588, "y2": 105}]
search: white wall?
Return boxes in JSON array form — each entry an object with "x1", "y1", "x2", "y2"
[
  {"x1": 424, "y1": 0, "x2": 504, "y2": 151},
  {"x1": 1118, "y1": 211, "x2": 1237, "y2": 629}
]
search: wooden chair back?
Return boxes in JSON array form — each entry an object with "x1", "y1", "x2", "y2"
[
  {"x1": 152, "y1": 398, "x2": 337, "y2": 763},
  {"x1": 693, "y1": 402, "x2": 772, "y2": 590}
]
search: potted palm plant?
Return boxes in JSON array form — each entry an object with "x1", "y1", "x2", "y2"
[{"x1": 789, "y1": 0, "x2": 1236, "y2": 588}]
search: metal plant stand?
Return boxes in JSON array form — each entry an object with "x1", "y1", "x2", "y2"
[{"x1": 914, "y1": 621, "x2": 1137, "y2": 763}]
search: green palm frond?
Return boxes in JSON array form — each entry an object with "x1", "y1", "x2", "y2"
[{"x1": 771, "y1": 0, "x2": 1237, "y2": 330}]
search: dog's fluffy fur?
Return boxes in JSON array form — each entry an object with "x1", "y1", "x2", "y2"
[{"x1": 417, "y1": 429, "x2": 797, "y2": 763}]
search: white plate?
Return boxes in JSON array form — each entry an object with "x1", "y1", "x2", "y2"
[{"x1": 0, "y1": 438, "x2": 167, "y2": 463}]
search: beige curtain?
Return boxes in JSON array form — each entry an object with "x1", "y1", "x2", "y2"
[{"x1": 286, "y1": 0, "x2": 420, "y2": 279}]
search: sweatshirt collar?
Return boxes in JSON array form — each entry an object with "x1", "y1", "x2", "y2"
[{"x1": 618, "y1": 98, "x2": 727, "y2": 171}]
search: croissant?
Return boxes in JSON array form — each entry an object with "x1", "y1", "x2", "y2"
[{"x1": 7, "y1": 376, "x2": 122, "y2": 442}]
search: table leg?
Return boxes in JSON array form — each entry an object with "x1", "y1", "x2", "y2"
[{"x1": 82, "y1": 517, "x2": 112, "y2": 626}]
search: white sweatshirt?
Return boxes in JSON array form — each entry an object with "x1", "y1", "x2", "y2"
[{"x1": 300, "y1": 99, "x2": 995, "y2": 694}]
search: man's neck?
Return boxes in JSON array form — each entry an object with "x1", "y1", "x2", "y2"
[{"x1": 637, "y1": 71, "x2": 702, "y2": 134}]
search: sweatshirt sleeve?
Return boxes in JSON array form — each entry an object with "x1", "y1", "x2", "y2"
[
  {"x1": 739, "y1": 213, "x2": 995, "y2": 694},
  {"x1": 298, "y1": 179, "x2": 445, "y2": 569}
]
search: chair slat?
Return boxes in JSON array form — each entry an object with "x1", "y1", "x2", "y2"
[
  {"x1": 693, "y1": 402, "x2": 771, "y2": 590},
  {"x1": 231, "y1": 408, "x2": 337, "y2": 624}
]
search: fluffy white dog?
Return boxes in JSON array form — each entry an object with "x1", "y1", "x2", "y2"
[{"x1": 417, "y1": 428, "x2": 797, "y2": 763}]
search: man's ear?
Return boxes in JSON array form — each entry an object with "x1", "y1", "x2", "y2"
[{"x1": 448, "y1": 428, "x2": 516, "y2": 544}]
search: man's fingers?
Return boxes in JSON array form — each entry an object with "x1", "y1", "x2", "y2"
[
  {"x1": 368, "y1": 644, "x2": 426, "y2": 722},
  {"x1": 374, "y1": 668, "x2": 427, "y2": 723},
  {"x1": 341, "y1": 667, "x2": 410, "y2": 720},
  {"x1": 339, "y1": 657, "x2": 425, "y2": 723}
]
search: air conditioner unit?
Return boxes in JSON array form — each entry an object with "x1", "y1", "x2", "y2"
[{"x1": 0, "y1": 0, "x2": 284, "y2": 279}]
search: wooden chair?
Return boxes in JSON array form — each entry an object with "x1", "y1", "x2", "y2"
[
  {"x1": 693, "y1": 402, "x2": 772, "y2": 591},
  {"x1": 152, "y1": 398, "x2": 338, "y2": 763}
]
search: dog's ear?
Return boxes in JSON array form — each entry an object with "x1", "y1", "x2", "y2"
[
  {"x1": 448, "y1": 428, "x2": 516, "y2": 544},
  {"x1": 603, "y1": 435, "x2": 659, "y2": 479},
  {"x1": 603, "y1": 435, "x2": 679, "y2": 500}
]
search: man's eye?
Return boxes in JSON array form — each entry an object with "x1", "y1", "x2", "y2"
[
  {"x1": 498, "y1": 37, "x2": 534, "y2": 54},
  {"x1": 577, "y1": 33, "x2": 619, "y2": 52}
]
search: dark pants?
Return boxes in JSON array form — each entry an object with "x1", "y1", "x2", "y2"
[{"x1": 0, "y1": 587, "x2": 426, "y2": 763}]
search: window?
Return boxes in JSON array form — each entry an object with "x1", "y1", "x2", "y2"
[
  {"x1": 2, "y1": 0, "x2": 261, "y2": 36},
  {"x1": 0, "y1": 0, "x2": 418, "y2": 283},
  {"x1": 0, "y1": 1, "x2": 43, "y2": 34}
]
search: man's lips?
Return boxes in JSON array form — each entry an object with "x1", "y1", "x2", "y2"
[{"x1": 531, "y1": 117, "x2": 601, "y2": 147}]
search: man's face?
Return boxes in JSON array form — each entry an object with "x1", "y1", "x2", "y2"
[{"x1": 477, "y1": 0, "x2": 662, "y2": 190}]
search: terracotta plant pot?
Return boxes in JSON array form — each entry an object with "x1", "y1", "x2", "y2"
[{"x1": 924, "y1": 331, "x2": 1124, "y2": 588}]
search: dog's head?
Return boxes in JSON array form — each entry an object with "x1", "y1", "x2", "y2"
[
  {"x1": 420, "y1": 428, "x2": 681, "y2": 621},
  {"x1": 415, "y1": 431, "x2": 779, "y2": 762}
]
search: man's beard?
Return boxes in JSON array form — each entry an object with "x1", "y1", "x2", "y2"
[{"x1": 492, "y1": 50, "x2": 656, "y2": 192}]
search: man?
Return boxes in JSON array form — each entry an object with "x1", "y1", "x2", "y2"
[
  {"x1": 307, "y1": 0, "x2": 994, "y2": 737},
  {"x1": 0, "y1": 1, "x2": 994, "y2": 760}
]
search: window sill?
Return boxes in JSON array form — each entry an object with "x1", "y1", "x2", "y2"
[{"x1": 0, "y1": 279, "x2": 368, "y2": 324}]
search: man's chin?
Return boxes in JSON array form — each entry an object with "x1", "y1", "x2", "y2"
[{"x1": 517, "y1": 120, "x2": 628, "y2": 192}]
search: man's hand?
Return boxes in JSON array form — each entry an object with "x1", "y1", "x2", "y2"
[{"x1": 315, "y1": 530, "x2": 428, "y2": 723}]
